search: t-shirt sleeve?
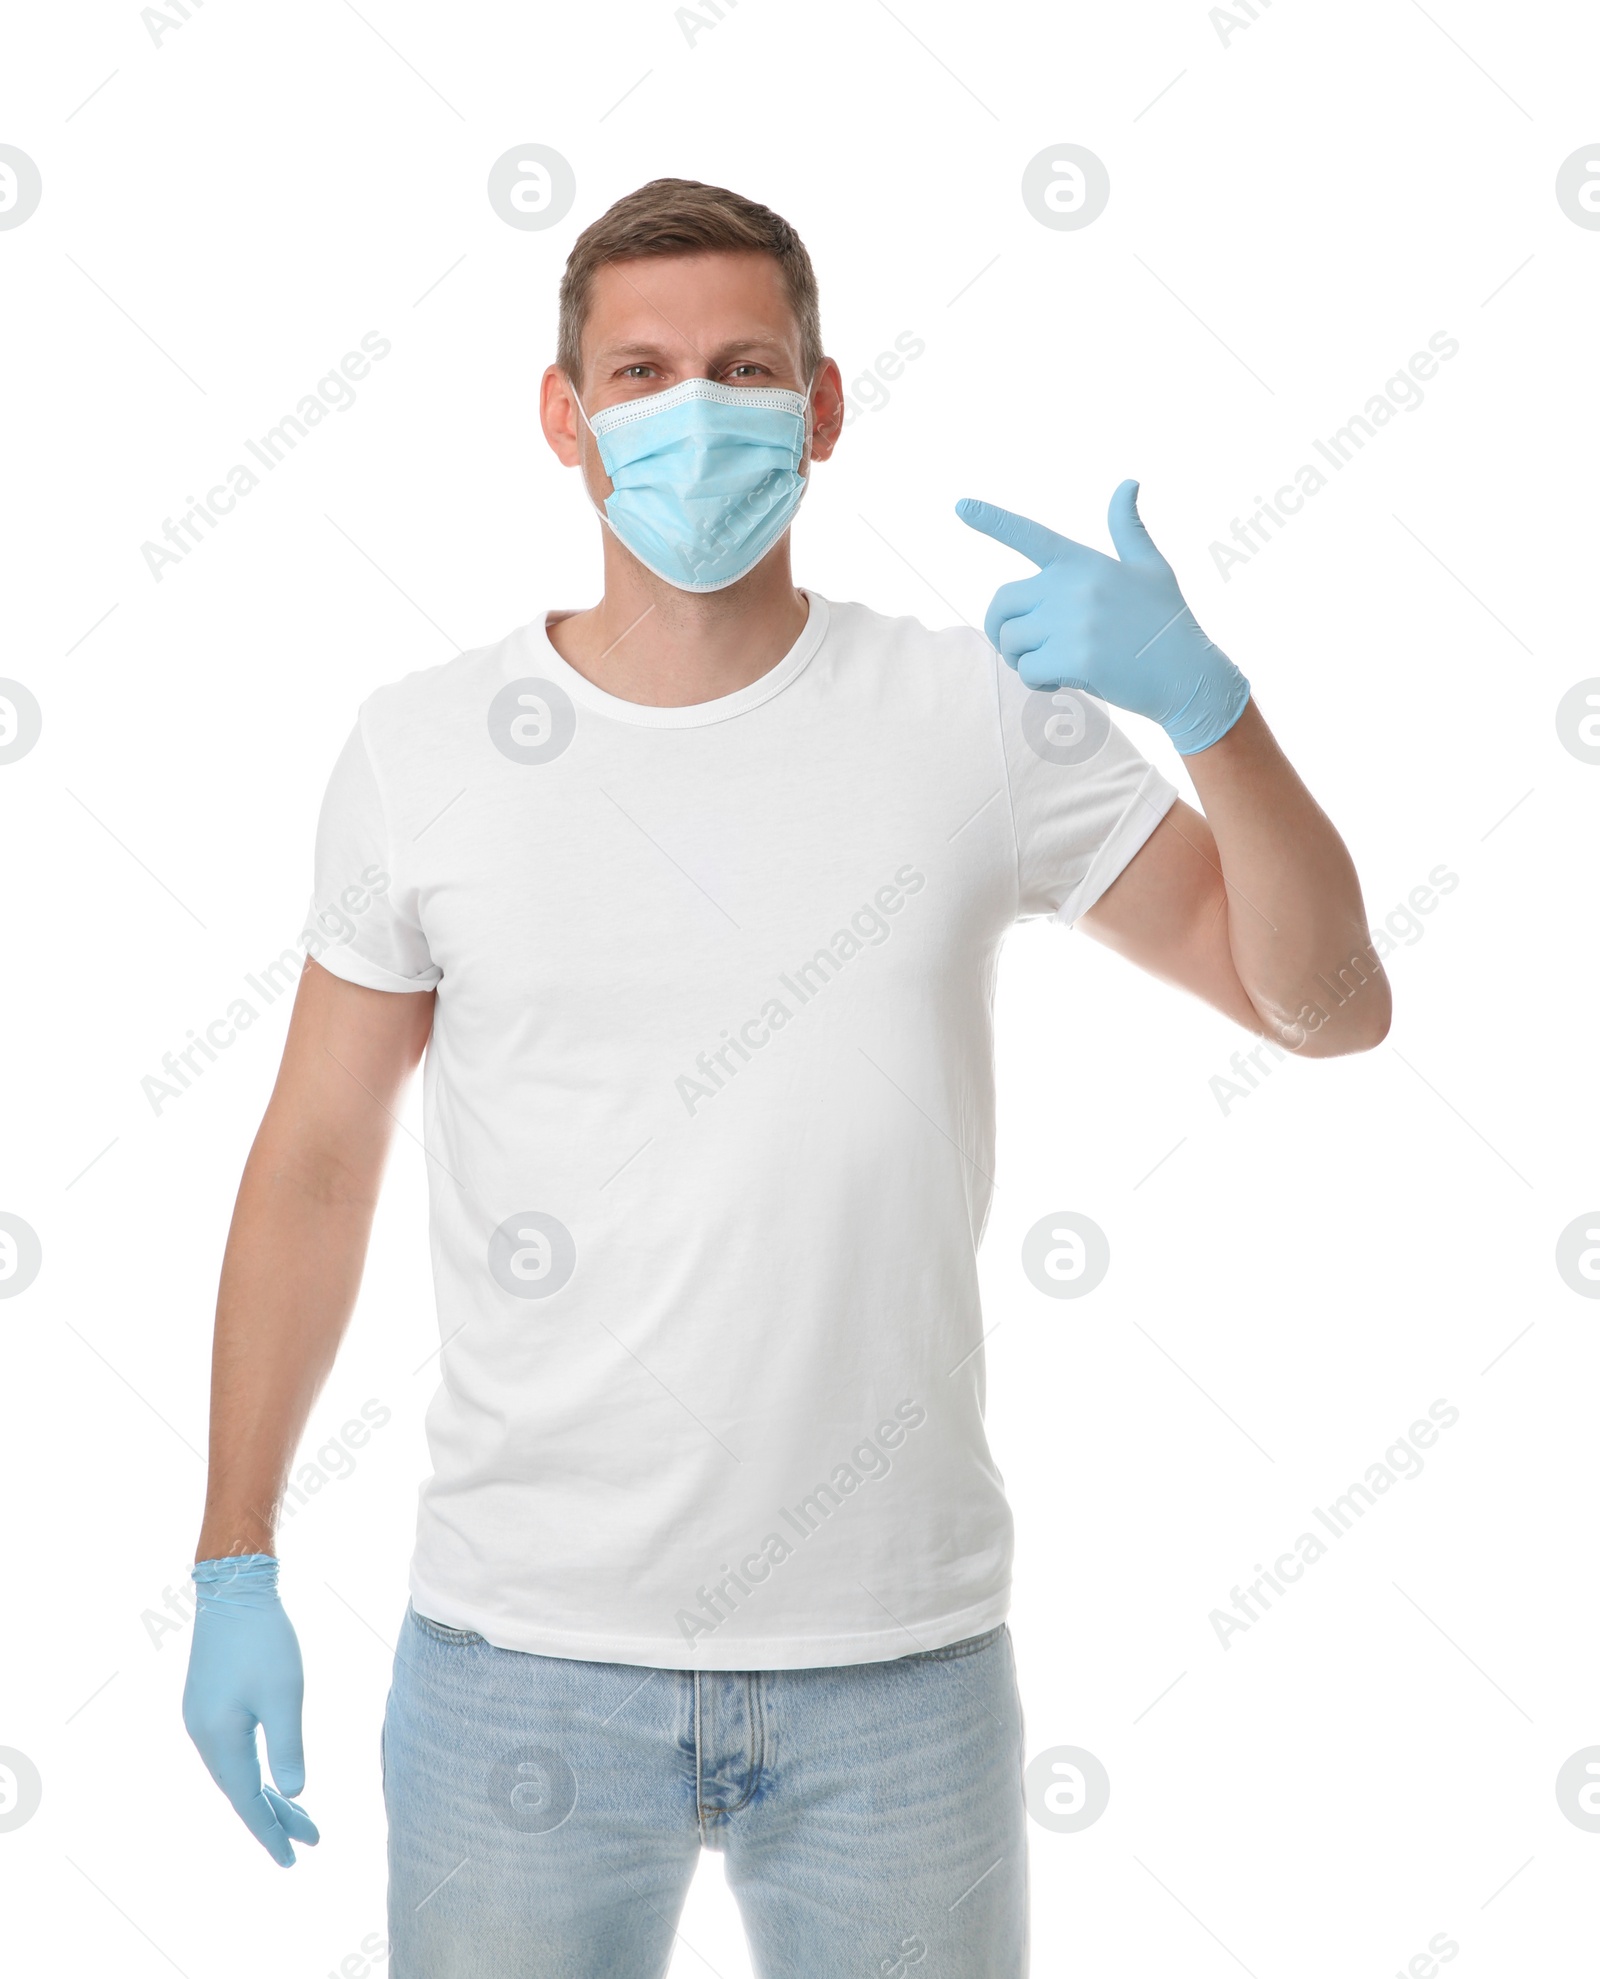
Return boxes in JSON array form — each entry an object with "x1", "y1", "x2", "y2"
[
  {"x1": 301, "y1": 718, "x2": 441, "y2": 992},
  {"x1": 994, "y1": 654, "x2": 1179, "y2": 926}
]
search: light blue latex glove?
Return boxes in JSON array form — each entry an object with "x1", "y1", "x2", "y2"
[
  {"x1": 181, "y1": 1554, "x2": 319, "y2": 1867},
  {"x1": 957, "y1": 479, "x2": 1250, "y2": 756}
]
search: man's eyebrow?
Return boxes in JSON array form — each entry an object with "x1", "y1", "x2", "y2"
[{"x1": 594, "y1": 337, "x2": 791, "y2": 365}]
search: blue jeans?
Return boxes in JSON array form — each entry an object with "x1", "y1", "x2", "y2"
[{"x1": 383, "y1": 1605, "x2": 1028, "y2": 1977}]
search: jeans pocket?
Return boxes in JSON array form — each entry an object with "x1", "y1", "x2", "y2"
[{"x1": 409, "y1": 1603, "x2": 486, "y2": 1646}]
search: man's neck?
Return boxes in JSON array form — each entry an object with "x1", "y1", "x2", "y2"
[{"x1": 544, "y1": 546, "x2": 810, "y2": 708}]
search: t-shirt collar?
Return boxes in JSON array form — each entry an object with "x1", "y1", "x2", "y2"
[{"x1": 524, "y1": 590, "x2": 830, "y2": 729}]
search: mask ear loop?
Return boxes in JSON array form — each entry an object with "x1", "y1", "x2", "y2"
[
  {"x1": 569, "y1": 376, "x2": 598, "y2": 443},
  {"x1": 797, "y1": 362, "x2": 820, "y2": 475},
  {"x1": 567, "y1": 377, "x2": 618, "y2": 534}
]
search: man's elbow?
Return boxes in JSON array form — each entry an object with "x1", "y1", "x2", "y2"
[
  {"x1": 1302, "y1": 997, "x2": 1392, "y2": 1057},
  {"x1": 1270, "y1": 970, "x2": 1393, "y2": 1058}
]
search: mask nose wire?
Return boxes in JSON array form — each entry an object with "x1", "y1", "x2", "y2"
[{"x1": 569, "y1": 365, "x2": 819, "y2": 529}]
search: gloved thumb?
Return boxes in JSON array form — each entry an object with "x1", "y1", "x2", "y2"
[
  {"x1": 260, "y1": 1690, "x2": 306, "y2": 1802},
  {"x1": 1105, "y1": 479, "x2": 1169, "y2": 569}
]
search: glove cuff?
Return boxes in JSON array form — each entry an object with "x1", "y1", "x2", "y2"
[
  {"x1": 192, "y1": 1553, "x2": 280, "y2": 1606},
  {"x1": 1167, "y1": 652, "x2": 1251, "y2": 757}
]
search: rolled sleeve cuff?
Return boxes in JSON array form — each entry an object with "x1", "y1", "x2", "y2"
[
  {"x1": 1054, "y1": 765, "x2": 1179, "y2": 928},
  {"x1": 302, "y1": 910, "x2": 441, "y2": 993}
]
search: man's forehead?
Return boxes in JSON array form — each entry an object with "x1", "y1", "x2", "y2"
[
  {"x1": 585, "y1": 256, "x2": 798, "y2": 351},
  {"x1": 591, "y1": 249, "x2": 787, "y2": 301}
]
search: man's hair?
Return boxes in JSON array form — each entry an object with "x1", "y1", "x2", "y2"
[{"x1": 556, "y1": 178, "x2": 821, "y2": 389}]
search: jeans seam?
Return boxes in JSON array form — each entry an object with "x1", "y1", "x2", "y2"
[
  {"x1": 902, "y1": 1624, "x2": 1004, "y2": 1665},
  {"x1": 693, "y1": 1669, "x2": 707, "y2": 1840},
  {"x1": 694, "y1": 1673, "x2": 764, "y2": 1826},
  {"x1": 718, "y1": 1672, "x2": 762, "y2": 1816}
]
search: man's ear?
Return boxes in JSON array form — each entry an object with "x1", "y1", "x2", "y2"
[
  {"x1": 539, "y1": 364, "x2": 584, "y2": 468},
  {"x1": 807, "y1": 358, "x2": 846, "y2": 464}
]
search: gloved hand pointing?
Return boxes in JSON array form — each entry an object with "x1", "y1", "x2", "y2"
[
  {"x1": 181, "y1": 1554, "x2": 319, "y2": 1866},
  {"x1": 957, "y1": 479, "x2": 1250, "y2": 756}
]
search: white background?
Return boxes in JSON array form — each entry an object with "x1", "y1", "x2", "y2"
[{"x1": 3, "y1": 0, "x2": 1597, "y2": 1973}]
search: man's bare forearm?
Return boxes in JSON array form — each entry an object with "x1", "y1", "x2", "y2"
[
  {"x1": 1185, "y1": 699, "x2": 1391, "y2": 1055},
  {"x1": 195, "y1": 1138, "x2": 385, "y2": 1559},
  {"x1": 195, "y1": 960, "x2": 433, "y2": 1561}
]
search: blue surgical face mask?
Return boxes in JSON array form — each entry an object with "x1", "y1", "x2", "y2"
[{"x1": 574, "y1": 374, "x2": 814, "y2": 593}]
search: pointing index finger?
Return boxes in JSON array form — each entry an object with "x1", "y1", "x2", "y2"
[{"x1": 955, "y1": 498, "x2": 1082, "y2": 569}]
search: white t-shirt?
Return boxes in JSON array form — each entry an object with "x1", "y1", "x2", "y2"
[{"x1": 304, "y1": 592, "x2": 1176, "y2": 1669}]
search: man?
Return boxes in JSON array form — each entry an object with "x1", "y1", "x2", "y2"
[{"x1": 182, "y1": 178, "x2": 1389, "y2": 1976}]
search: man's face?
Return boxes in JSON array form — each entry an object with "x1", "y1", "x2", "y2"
[{"x1": 541, "y1": 250, "x2": 843, "y2": 502}]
